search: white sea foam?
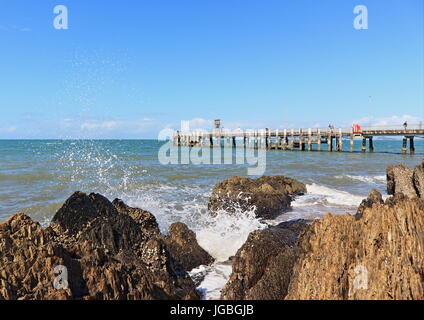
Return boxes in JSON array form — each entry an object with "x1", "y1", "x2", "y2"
[
  {"x1": 295, "y1": 183, "x2": 364, "y2": 207},
  {"x1": 189, "y1": 264, "x2": 232, "y2": 300},
  {"x1": 196, "y1": 208, "x2": 266, "y2": 262},
  {"x1": 335, "y1": 174, "x2": 386, "y2": 184},
  {"x1": 115, "y1": 180, "x2": 368, "y2": 299},
  {"x1": 117, "y1": 184, "x2": 266, "y2": 299}
]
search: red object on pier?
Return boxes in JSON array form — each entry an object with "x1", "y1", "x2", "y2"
[{"x1": 352, "y1": 124, "x2": 362, "y2": 133}]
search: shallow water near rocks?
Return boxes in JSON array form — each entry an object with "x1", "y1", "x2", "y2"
[{"x1": 0, "y1": 139, "x2": 423, "y2": 299}]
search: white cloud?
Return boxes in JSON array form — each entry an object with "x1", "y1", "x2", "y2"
[
  {"x1": 0, "y1": 126, "x2": 17, "y2": 133},
  {"x1": 81, "y1": 120, "x2": 121, "y2": 130},
  {"x1": 56, "y1": 118, "x2": 160, "y2": 137},
  {"x1": 0, "y1": 25, "x2": 32, "y2": 32},
  {"x1": 182, "y1": 118, "x2": 214, "y2": 130},
  {"x1": 352, "y1": 115, "x2": 424, "y2": 127}
]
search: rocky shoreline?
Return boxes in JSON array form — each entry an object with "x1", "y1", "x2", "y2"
[
  {"x1": 1, "y1": 161, "x2": 424, "y2": 300},
  {"x1": 0, "y1": 192, "x2": 212, "y2": 299}
]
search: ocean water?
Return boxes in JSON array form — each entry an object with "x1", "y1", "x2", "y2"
[{"x1": 1, "y1": 138, "x2": 423, "y2": 299}]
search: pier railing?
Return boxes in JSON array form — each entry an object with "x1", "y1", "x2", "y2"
[{"x1": 173, "y1": 123, "x2": 424, "y2": 154}]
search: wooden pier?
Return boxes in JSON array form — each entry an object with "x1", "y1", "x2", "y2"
[{"x1": 173, "y1": 121, "x2": 424, "y2": 155}]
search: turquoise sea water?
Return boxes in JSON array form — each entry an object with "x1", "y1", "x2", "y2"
[
  {"x1": 1, "y1": 138, "x2": 423, "y2": 298},
  {"x1": 1, "y1": 138, "x2": 422, "y2": 223}
]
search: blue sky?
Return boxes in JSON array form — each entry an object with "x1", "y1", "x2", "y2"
[{"x1": 0, "y1": 0, "x2": 423, "y2": 138}]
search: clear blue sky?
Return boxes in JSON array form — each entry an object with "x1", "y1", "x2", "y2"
[{"x1": 0, "y1": 0, "x2": 423, "y2": 138}]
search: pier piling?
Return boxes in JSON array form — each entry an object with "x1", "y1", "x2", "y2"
[
  {"x1": 362, "y1": 138, "x2": 367, "y2": 153},
  {"x1": 173, "y1": 123, "x2": 423, "y2": 155},
  {"x1": 402, "y1": 137, "x2": 407, "y2": 155},
  {"x1": 410, "y1": 137, "x2": 415, "y2": 155},
  {"x1": 369, "y1": 137, "x2": 374, "y2": 152}
]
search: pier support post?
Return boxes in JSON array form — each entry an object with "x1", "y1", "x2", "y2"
[
  {"x1": 299, "y1": 129, "x2": 303, "y2": 151},
  {"x1": 209, "y1": 135, "x2": 213, "y2": 148},
  {"x1": 176, "y1": 131, "x2": 181, "y2": 146},
  {"x1": 350, "y1": 134, "x2": 354, "y2": 152},
  {"x1": 283, "y1": 129, "x2": 287, "y2": 150},
  {"x1": 410, "y1": 137, "x2": 415, "y2": 155},
  {"x1": 369, "y1": 137, "x2": 374, "y2": 152},
  {"x1": 307, "y1": 128, "x2": 312, "y2": 151},
  {"x1": 265, "y1": 128, "x2": 269, "y2": 149},
  {"x1": 327, "y1": 134, "x2": 332, "y2": 152},
  {"x1": 275, "y1": 129, "x2": 279, "y2": 149},
  {"x1": 290, "y1": 129, "x2": 294, "y2": 150},
  {"x1": 232, "y1": 136, "x2": 236, "y2": 148},
  {"x1": 362, "y1": 138, "x2": 367, "y2": 153},
  {"x1": 338, "y1": 129, "x2": 342, "y2": 152},
  {"x1": 402, "y1": 137, "x2": 407, "y2": 155},
  {"x1": 317, "y1": 129, "x2": 321, "y2": 151}
]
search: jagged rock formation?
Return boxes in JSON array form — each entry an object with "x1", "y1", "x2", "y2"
[
  {"x1": 208, "y1": 176, "x2": 306, "y2": 219},
  {"x1": 163, "y1": 222, "x2": 214, "y2": 272},
  {"x1": 0, "y1": 213, "x2": 73, "y2": 300},
  {"x1": 221, "y1": 195, "x2": 424, "y2": 300},
  {"x1": 413, "y1": 160, "x2": 424, "y2": 198},
  {"x1": 387, "y1": 160, "x2": 424, "y2": 199},
  {"x1": 112, "y1": 198, "x2": 160, "y2": 238},
  {"x1": 286, "y1": 196, "x2": 424, "y2": 300},
  {"x1": 221, "y1": 163, "x2": 424, "y2": 300},
  {"x1": 0, "y1": 192, "x2": 213, "y2": 300},
  {"x1": 221, "y1": 220, "x2": 310, "y2": 300},
  {"x1": 355, "y1": 189, "x2": 384, "y2": 220}
]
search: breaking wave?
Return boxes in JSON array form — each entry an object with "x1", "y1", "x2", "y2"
[{"x1": 335, "y1": 174, "x2": 386, "y2": 184}]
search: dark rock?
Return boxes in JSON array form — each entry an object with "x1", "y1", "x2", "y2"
[
  {"x1": 0, "y1": 192, "x2": 200, "y2": 300},
  {"x1": 112, "y1": 198, "x2": 160, "y2": 237},
  {"x1": 208, "y1": 176, "x2": 307, "y2": 219},
  {"x1": 163, "y1": 222, "x2": 214, "y2": 272},
  {"x1": 50, "y1": 192, "x2": 147, "y2": 255},
  {"x1": 0, "y1": 213, "x2": 73, "y2": 300},
  {"x1": 220, "y1": 219, "x2": 310, "y2": 300},
  {"x1": 355, "y1": 189, "x2": 384, "y2": 220}
]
